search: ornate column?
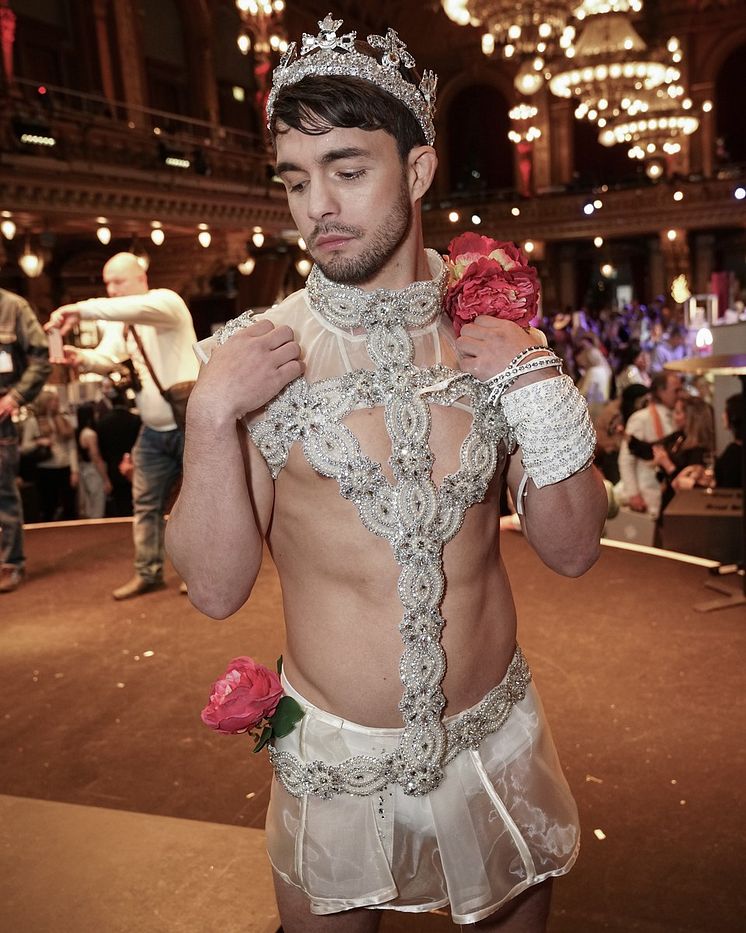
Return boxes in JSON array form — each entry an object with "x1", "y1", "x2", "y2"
[
  {"x1": 112, "y1": 0, "x2": 146, "y2": 121},
  {"x1": 690, "y1": 81, "x2": 715, "y2": 179},
  {"x1": 92, "y1": 0, "x2": 117, "y2": 104},
  {"x1": 693, "y1": 232, "x2": 716, "y2": 295},
  {"x1": 557, "y1": 244, "x2": 577, "y2": 310},
  {"x1": 648, "y1": 236, "x2": 665, "y2": 300},
  {"x1": 549, "y1": 99, "x2": 573, "y2": 186}
]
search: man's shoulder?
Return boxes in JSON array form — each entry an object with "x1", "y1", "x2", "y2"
[{"x1": 147, "y1": 288, "x2": 189, "y2": 309}]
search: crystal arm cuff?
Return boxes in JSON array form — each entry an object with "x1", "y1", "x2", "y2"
[{"x1": 501, "y1": 374, "x2": 596, "y2": 489}]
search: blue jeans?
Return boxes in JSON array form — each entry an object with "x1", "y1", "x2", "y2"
[
  {"x1": 0, "y1": 418, "x2": 23, "y2": 567},
  {"x1": 131, "y1": 426, "x2": 183, "y2": 583}
]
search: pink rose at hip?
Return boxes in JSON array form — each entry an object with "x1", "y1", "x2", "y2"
[
  {"x1": 201, "y1": 656, "x2": 283, "y2": 734},
  {"x1": 446, "y1": 256, "x2": 539, "y2": 335}
]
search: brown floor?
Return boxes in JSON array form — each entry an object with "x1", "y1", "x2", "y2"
[{"x1": 1, "y1": 521, "x2": 745, "y2": 932}]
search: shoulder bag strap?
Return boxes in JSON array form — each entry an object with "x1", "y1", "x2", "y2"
[
  {"x1": 125, "y1": 324, "x2": 166, "y2": 398},
  {"x1": 649, "y1": 402, "x2": 665, "y2": 441}
]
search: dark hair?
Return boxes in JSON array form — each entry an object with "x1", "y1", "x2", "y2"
[
  {"x1": 75, "y1": 403, "x2": 96, "y2": 448},
  {"x1": 650, "y1": 371, "x2": 677, "y2": 398},
  {"x1": 621, "y1": 384, "x2": 650, "y2": 424},
  {"x1": 725, "y1": 392, "x2": 743, "y2": 440},
  {"x1": 270, "y1": 43, "x2": 427, "y2": 159},
  {"x1": 616, "y1": 341, "x2": 643, "y2": 373}
]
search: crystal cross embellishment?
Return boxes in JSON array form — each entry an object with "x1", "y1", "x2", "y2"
[
  {"x1": 301, "y1": 14, "x2": 356, "y2": 56},
  {"x1": 368, "y1": 28, "x2": 415, "y2": 70}
]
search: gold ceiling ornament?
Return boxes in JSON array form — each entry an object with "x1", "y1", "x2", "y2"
[
  {"x1": 549, "y1": 7, "x2": 680, "y2": 129},
  {"x1": 442, "y1": 1, "x2": 575, "y2": 69}
]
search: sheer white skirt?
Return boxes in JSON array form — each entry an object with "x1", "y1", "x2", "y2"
[{"x1": 266, "y1": 669, "x2": 579, "y2": 925}]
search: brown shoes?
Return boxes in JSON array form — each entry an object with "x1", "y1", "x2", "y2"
[
  {"x1": 0, "y1": 565, "x2": 24, "y2": 593},
  {"x1": 112, "y1": 575, "x2": 166, "y2": 600}
]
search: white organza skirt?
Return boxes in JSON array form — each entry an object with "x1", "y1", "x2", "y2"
[{"x1": 267, "y1": 671, "x2": 579, "y2": 925}]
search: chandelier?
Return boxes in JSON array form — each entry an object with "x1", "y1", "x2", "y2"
[
  {"x1": 442, "y1": 1, "x2": 574, "y2": 63},
  {"x1": 508, "y1": 103, "x2": 542, "y2": 144},
  {"x1": 598, "y1": 80, "x2": 699, "y2": 159},
  {"x1": 549, "y1": 9, "x2": 677, "y2": 128},
  {"x1": 236, "y1": 0, "x2": 287, "y2": 57}
]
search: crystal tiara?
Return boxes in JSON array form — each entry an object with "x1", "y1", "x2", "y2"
[{"x1": 267, "y1": 14, "x2": 437, "y2": 146}]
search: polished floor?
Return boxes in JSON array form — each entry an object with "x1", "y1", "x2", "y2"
[{"x1": 1, "y1": 520, "x2": 744, "y2": 932}]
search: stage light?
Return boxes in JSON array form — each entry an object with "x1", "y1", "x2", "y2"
[
  {"x1": 511, "y1": 207, "x2": 520, "y2": 217},
  {"x1": 448, "y1": 211, "x2": 459, "y2": 223},
  {"x1": 594, "y1": 236, "x2": 604, "y2": 248},
  {"x1": 666, "y1": 229, "x2": 677, "y2": 241},
  {"x1": 593, "y1": 199, "x2": 603, "y2": 209},
  {"x1": 524, "y1": 240, "x2": 535, "y2": 253},
  {"x1": 471, "y1": 214, "x2": 482, "y2": 225},
  {"x1": 735, "y1": 186, "x2": 746, "y2": 201},
  {"x1": 673, "y1": 190, "x2": 684, "y2": 201},
  {"x1": 583, "y1": 203, "x2": 595, "y2": 215},
  {"x1": 601, "y1": 263, "x2": 617, "y2": 279},
  {"x1": 13, "y1": 117, "x2": 56, "y2": 147}
]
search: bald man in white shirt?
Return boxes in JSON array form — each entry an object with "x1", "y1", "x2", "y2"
[{"x1": 48, "y1": 253, "x2": 199, "y2": 599}]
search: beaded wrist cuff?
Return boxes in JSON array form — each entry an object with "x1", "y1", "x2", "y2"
[
  {"x1": 483, "y1": 347, "x2": 563, "y2": 405},
  {"x1": 501, "y1": 374, "x2": 596, "y2": 489}
]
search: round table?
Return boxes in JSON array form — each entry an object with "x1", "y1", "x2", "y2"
[{"x1": 666, "y1": 353, "x2": 746, "y2": 608}]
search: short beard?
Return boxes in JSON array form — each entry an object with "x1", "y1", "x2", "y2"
[{"x1": 311, "y1": 178, "x2": 412, "y2": 286}]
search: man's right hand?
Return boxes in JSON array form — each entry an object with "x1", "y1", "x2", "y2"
[
  {"x1": 188, "y1": 320, "x2": 302, "y2": 426},
  {"x1": 628, "y1": 494, "x2": 648, "y2": 513}
]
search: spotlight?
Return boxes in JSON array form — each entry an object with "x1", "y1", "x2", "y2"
[
  {"x1": 600, "y1": 263, "x2": 616, "y2": 279},
  {"x1": 197, "y1": 225, "x2": 211, "y2": 248},
  {"x1": 666, "y1": 229, "x2": 677, "y2": 241},
  {"x1": 471, "y1": 214, "x2": 482, "y2": 225},
  {"x1": 159, "y1": 142, "x2": 190, "y2": 169},
  {"x1": 511, "y1": 207, "x2": 520, "y2": 217},
  {"x1": 583, "y1": 203, "x2": 595, "y2": 215},
  {"x1": 735, "y1": 186, "x2": 746, "y2": 201},
  {"x1": 524, "y1": 240, "x2": 535, "y2": 254},
  {"x1": 448, "y1": 211, "x2": 459, "y2": 223},
  {"x1": 12, "y1": 117, "x2": 56, "y2": 147},
  {"x1": 673, "y1": 190, "x2": 684, "y2": 202}
]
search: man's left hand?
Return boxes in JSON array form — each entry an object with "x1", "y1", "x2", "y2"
[
  {"x1": 47, "y1": 305, "x2": 81, "y2": 336},
  {"x1": 0, "y1": 393, "x2": 19, "y2": 422},
  {"x1": 456, "y1": 316, "x2": 540, "y2": 382}
]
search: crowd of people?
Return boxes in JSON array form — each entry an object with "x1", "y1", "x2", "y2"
[{"x1": 539, "y1": 303, "x2": 742, "y2": 528}]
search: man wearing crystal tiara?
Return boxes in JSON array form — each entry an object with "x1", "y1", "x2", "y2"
[{"x1": 167, "y1": 15, "x2": 607, "y2": 932}]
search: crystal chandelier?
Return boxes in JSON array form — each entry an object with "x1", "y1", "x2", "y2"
[
  {"x1": 599, "y1": 77, "x2": 699, "y2": 160},
  {"x1": 442, "y1": 1, "x2": 574, "y2": 65},
  {"x1": 549, "y1": 6, "x2": 677, "y2": 129},
  {"x1": 508, "y1": 103, "x2": 542, "y2": 144},
  {"x1": 236, "y1": 0, "x2": 288, "y2": 58}
]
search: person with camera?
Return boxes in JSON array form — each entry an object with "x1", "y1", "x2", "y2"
[
  {"x1": 0, "y1": 287, "x2": 52, "y2": 593},
  {"x1": 47, "y1": 252, "x2": 198, "y2": 599}
]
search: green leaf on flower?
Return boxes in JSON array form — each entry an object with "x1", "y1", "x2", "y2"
[
  {"x1": 253, "y1": 725, "x2": 272, "y2": 754},
  {"x1": 268, "y1": 695, "x2": 304, "y2": 738},
  {"x1": 276, "y1": 655, "x2": 283, "y2": 676}
]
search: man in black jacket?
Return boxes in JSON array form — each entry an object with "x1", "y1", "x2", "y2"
[{"x1": 0, "y1": 288, "x2": 51, "y2": 593}]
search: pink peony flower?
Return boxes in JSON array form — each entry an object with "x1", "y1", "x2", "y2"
[
  {"x1": 444, "y1": 234, "x2": 539, "y2": 336},
  {"x1": 201, "y1": 656, "x2": 283, "y2": 734}
]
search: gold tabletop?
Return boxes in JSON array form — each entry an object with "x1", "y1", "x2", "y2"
[{"x1": 665, "y1": 353, "x2": 746, "y2": 377}]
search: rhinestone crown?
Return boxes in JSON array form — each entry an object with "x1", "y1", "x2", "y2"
[{"x1": 267, "y1": 14, "x2": 437, "y2": 146}]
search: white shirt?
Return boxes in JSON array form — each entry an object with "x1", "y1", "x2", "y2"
[
  {"x1": 618, "y1": 402, "x2": 675, "y2": 498},
  {"x1": 77, "y1": 289, "x2": 199, "y2": 431}
]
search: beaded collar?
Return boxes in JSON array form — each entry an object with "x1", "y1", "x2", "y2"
[{"x1": 305, "y1": 249, "x2": 448, "y2": 333}]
